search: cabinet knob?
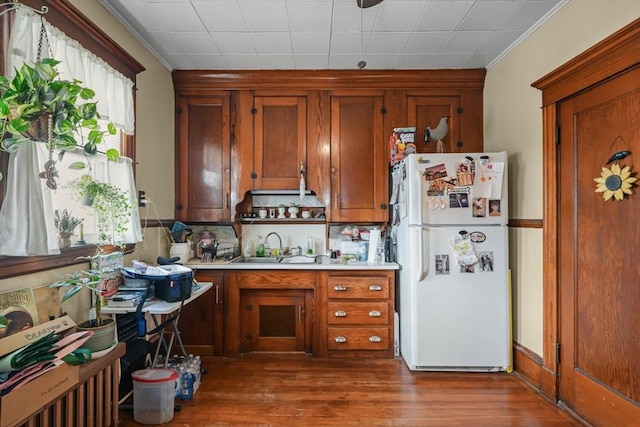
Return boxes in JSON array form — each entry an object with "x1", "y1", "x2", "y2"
[
  {"x1": 333, "y1": 285, "x2": 347, "y2": 291},
  {"x1": 334, "y1": 310, "x2": 347, "y2": 317},
  {"x1": 368, "y1": 310, "x2": 381, "y2": 317},
  {"x1": 368, "y1": 284, "x2": 383, "y2": 291},
  {"x1": 369, "y1": 336, "x2": 382, "y2": 343},
  {"x1": 334, "y1": 336, "x2": 347, "y2": 343}
]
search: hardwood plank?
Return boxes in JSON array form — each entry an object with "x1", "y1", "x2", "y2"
[{"x1": 118, "y1": 354, "x2": 584, "y2": 426}]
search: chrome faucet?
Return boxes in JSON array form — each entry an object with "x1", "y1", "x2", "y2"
[{"x1": 265, "y1": 232, "x2": 283, "y2": 257}]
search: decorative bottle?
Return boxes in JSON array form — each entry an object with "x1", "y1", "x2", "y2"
[{"x1": 256, "y1": 236, "x2": 265, "y2": 257}]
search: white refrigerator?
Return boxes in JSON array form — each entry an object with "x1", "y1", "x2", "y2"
[{"x1": 392, "y1": 152, "x2": 511, "y2": 372}]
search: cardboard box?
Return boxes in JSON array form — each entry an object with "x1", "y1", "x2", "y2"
[
  {"x1": 0, "y1": 315, "x2": 75, "y2": 358},
  {"x1": 0, "y1": 362, "x2": 79, "y2": 427}
]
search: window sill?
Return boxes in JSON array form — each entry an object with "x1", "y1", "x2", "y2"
[{"x1": 0, "y1": 244, "x2": 135, "y2": 279}]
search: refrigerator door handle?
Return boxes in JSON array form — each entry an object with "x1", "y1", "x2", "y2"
[{"x1": 416, "y1": 226, "x2": 429, "y2": 282}]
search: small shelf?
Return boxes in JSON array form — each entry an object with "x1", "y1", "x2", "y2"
[{"x1": 239, "y1": 217, "x2": 326, "y2": 224}]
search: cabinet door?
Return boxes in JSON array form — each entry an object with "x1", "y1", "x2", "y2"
[
  {"x1": 407, "y1": 95, "x2": 483, "y2": 153},
  {"x1": 176, "y1": 96, "x2": 231, "y2": 221},
  {"x1": 182, "y1": 272, "x2": 225, "y2": 356},
  {"x1": 253, "y1": 95, "x2": 306, "y2": 190},
  {"x1": 330, "y1": 94, "x2": 386, "y2": 222}
]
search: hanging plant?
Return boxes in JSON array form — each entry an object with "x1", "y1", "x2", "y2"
[
  {"x1": 594, "y1": 163, "x2": 637, "y2": 201},
  {"x1": 0, "y1": 58, "x2": 119, "y2": 186}
]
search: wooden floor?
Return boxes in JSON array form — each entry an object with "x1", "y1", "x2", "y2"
[{"x1": 118, "y1": 354, "x2": 584, "y2": 426}]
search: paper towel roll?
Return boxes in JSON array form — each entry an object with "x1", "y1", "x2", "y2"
[{"x1": 367, "y1": 229, "x2": 381, "y2": 263}]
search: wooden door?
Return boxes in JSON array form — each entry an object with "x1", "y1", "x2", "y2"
[
  {"x1": 180, "y1": 272, "x2": 225, "y2": 356},
  {"x1": 558, "y1": 66, "x2": 640, "y2": 426},
  {"x1": 175, "y1": 95, "x2": 231, "y2": 221},
  {"x1": 253, "y1": 95, "x2": 307, "y2": 190},
  {"x1": 240, "y1": 290, "x2": 311, "y2": 353},
  {"x1": 330, "y1": 93, "x2": 386, "y2": 222}
]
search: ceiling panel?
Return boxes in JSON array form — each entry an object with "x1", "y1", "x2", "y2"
[{"x1": 99, "y1": 0, "x2": 567, "y2": 70}]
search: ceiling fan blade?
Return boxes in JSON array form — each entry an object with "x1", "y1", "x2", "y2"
[{"x1": 357, "y1": 0, "x2": 384, "y2": 8}]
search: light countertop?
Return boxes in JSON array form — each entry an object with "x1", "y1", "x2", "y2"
[{"x1": 184, "y1": 258, "x2": 399, "y2": 271}]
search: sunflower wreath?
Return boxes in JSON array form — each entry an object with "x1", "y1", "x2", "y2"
[{"x1": 594, "y1": 163, "x2": 637, "y2": 201}]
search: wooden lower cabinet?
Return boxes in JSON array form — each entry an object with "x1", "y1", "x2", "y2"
[
  {"x1": 208, "y1": 269, "x2": 394, "y2": 358},
  {"x1": 240, "y1": 289, "x2": 312, "y2": 353},
  {"x1": 319, "y1": 271, "x2": 395, "y2": 358},
  {"x1": 181, "y1": 271, "x2": 225, "y2": 356}
]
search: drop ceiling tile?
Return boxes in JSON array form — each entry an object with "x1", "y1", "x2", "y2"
[
  {"x1": 476, "y1": 30, "x2": 521, "y2": 53},
  {"x1": 459, "y1": 1, "x2": 522, "y2": 31},
  {"x1": 365, "y1": 32, "x2": 412, "y2": 54},
  {"x1": 294, "y1": 54, "x2": 330, "y2": 69},
  {"x1": 501, "y1": 0, "x2": 559, "y2": 30},
  {"x1": 287, "y1": 2, "x2": 334, "y2": 32},
  {"x1": 372, "y1": 2, "x2": 426, "y2": 32},
  {"x1": 291, "y1": 33, "x2": 331, "y2": 55},
  {"x1": 146, "y1": 32, "x2": 184, "y2": 54},
  {"x1": 184, "y1": 54, "x2": 229, "y2": 69},
  {"x1": 404, "y1": 32, "x2": 452, "y2": 54},
  {"x1": 240, "y1": 1, "x2": 290, "y2": 32},
  {"x1": 330, "y1": 32, "x2": 363, "y2": 54},
  {"x1": 441, "y1": 31, "x2": 492, "y2": 53},
  {"x1": 170, "y1": 32, "x2": 220, "y2": 54},
  {"x1": 396, "y1": 53, "x2": 437, "y2": 69},
  {"x1": 223, "y1": 54, "x2": 262, "y2": 69},
  {"x1": 331, "y1": 1, "x2": 377, "y2": 33},
  {"x1": 193, "y1": 1, "x2": 248, "y2": 32},
  {"x1": 138, "y1": 3, "x2": 205, "y2": 32},
  {"x1": 212, "y1": 32, "x2": 257, "y2": 54},
  {"x1": 250, "y1": 32, "x2": 293, "y2": 55},
  {"x1": 360, "y1": 53, "x2": 401, "y2": 69},
  {"x1": 258, "y1": 54, "x2": 296, "y2": 69},
  {"x1": 416, "y1": 1, "x2": 474, "y2": 31},
  {"x1": 429, "y1": 53, "x2": 474, "y2": 68}
]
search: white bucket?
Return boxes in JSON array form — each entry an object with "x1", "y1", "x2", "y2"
[{"x1": 132, "y1": 368, "x2": 179, "y2": 424}]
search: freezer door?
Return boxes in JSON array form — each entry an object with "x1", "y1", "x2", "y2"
[
  {"x1": 402, "y1": 152, "x2": 508, "y2": 226},
  {"x1": 405, "y1": 225, "x2": 511, "y2": 371}
]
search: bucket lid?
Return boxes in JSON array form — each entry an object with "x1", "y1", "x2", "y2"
[{"x1": 132, "y1": 368, "x2": 179, "y2": 383}]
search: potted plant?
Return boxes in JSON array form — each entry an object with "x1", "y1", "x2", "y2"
[
  {"x1": 49, "y1": 261, "x2": 120, "y2": 353},
  {"x1": 0, "y1": 58, "x2": 119, "y2": 183},
  {"x1": 54, "y1": 208, "x2": 83, "y2": 248},
  {"x1": 67, "y1": 174, "x2": 133, "y2": 250}
]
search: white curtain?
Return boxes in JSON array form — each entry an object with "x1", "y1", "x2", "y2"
[
  {"x1": 105, "y1": 157, "x2": 143, "y2": 245},
  {"x1": 6, "y1": 6, "x2": 135, "y2": 133},
  {"x1": 0, "y1": 6, "x2": 139, "y2": 255},
  {"x1": 0, "y1": 142, "x2": 60, "y2": 255}
]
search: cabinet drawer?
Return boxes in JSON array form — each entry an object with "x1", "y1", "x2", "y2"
[
  {"x1": 327, "y1": 276, "x2": 389, "y2": 299},
  {"x1": 327, "y1": 302, "x2": 388, "y2": 325},
  {"x1": 328, "y1": 327, "x2": 389, "y2": 351}
]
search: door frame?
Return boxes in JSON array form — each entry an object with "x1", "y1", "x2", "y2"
[{"x1": 532, "y1": 18, "x2": 640, "y2": 401}]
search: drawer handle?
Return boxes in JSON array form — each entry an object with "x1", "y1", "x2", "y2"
[
  {"x1": 369, "y1": 336, "x2": 382, "y2": 343},
  {"x1": 334, "y1": 336, "x2": 347, "y2": 343},
  {"x1": 334, "y1": 285, "x2": 348, "y2": 291},
  {"x1": 334, "y1": 311, "x2": 348, "y2": 317},
  {"x1": 368, "y1": 284, "x2": 383, "y2": 291},
  {"x1": 368, "y1": 310, "x2": 381, "y2": 317}
]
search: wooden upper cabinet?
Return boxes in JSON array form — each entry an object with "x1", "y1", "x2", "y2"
[
  {"x1": 252, "y1": 95, "x2": 307, "y2": 190},
  {"x1": 330, "y1": 94, "x2": 387, "y2": 222},
  {"x1": 175, "y1": 95, "x2": 231, "y2": 221},
  {"x1": 406, "y1": 92, "x2": 483, "y2": 153}
]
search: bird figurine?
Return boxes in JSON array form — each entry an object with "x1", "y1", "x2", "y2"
[
  {"x1": 423, "y1": 115, "x2": 450, "y2": 144},
  {"x1": 605, "y1": 150, "x2": 630, "y2": 165}
]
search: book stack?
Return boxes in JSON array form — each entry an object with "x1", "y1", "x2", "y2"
[{"x1": 107, "y1": 291, "x2": 145, "y2": 308}]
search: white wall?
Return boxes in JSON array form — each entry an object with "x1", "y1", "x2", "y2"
[{"x1": 484, "y1": 0, "x2": 640, "y2": 355}]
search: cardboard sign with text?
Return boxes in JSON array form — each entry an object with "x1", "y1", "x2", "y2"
[{"x1": 0, "y1": 315, "x2": 75, "y2": 358}]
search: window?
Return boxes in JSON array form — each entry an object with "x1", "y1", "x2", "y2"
[{"x1": 0, "y1": 0, "x2": 144, "y2": 278}]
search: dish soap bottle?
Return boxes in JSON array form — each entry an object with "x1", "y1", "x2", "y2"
[{"x1": 256, "y1": 236, "x2": 265, "y2": 257}]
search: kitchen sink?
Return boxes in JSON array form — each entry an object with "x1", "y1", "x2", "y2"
[
  {"x1": 230, "y1": 256, "x2": 282, "y2": 264},
  {"x1": 280, "y1": 256, "x2": 317, "y2": 264}
]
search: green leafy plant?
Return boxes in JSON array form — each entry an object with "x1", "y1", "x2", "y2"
[
  {"x1": 0, "y1": 58, "x2": 119, "y2": 181},
  {"x1": 54, "y1": 208, "x2": 83, "y2": 235},
  {"x1": 50, "y1": 261, "x2": 119, "y2": 327},
  {"x1": 67, "y1": 174, "x2": 133, "y2": 249}
]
